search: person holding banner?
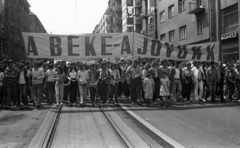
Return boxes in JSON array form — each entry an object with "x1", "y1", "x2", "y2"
[
  {"x1": 126, "y1": 60, "x2": 142, "y2": 106},
  {"x1": 78, "y1": 64, "x2": 89, "y2": 107}
]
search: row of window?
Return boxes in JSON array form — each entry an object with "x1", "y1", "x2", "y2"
[
  {"x1": 160, "y1": 0, "x2": 186, "y2": 23},
  {"x1": 160, "y1": 18, "x2": 203, "y2": 42}
]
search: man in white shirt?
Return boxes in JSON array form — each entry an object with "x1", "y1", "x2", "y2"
[
  {"x1": 192, "y1": 62, "x2": 205, "y2": 102},
  {"x1": 27, "y1": 61, "x2": 45, "y2": 108}
]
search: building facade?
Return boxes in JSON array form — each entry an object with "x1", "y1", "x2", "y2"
[
  {"x1": 122, "y1": 0, "x2": 134, "y2": 32},
  {"x1": 29, "y1": 11, "x2": 46, "y2": 33},
  {"x1": 0, "y1": 0, "x2": 30, "y2": 61},
  {"x1": 135, "y1": 0, "x2": 157, "y2": 38},
  {"x1": 157, "y1": 0, "x2": 214, "y2": 45},
  {"x1": 106, "y1": 0, "x2": 122, "y2": 33},
  {"x1": 221, "y1": 0, "x2": 238, "y2": 62}
]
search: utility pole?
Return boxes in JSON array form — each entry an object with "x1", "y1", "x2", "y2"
[
  {"x1": 154, "y1": 0, "x2": 158, "y2": 39},
  {"x1": 238, "y1": 0, "x2": 240, "y2": 61},
  {"x1": 144, "y1": 0, "x2": 148, "y2": 36},
  {"x1": 217, "y1": 0, "x2": 222, "y2": 62}
]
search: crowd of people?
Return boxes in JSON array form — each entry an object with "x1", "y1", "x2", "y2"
[{"x1": 0, "y1": 58, "x2": 239, "y2": 109}]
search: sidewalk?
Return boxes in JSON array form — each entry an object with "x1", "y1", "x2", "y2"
[{"x1": 0, "y1": 103, "x2": 52, "y2": 148}]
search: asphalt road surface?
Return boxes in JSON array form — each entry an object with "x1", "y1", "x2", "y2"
[{"x1": 125, "y1": 101, "x2": 240, "y2": 148}]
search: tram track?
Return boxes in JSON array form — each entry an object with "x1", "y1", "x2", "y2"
[
  {"x1": 37, "y1": 104, "x2": 146, "y2": 148},
  {"x1": 98, "y1": 105, "x2": 134, "y2": 148},
  {"x1": 40, "y1": 105, "x2": 62, "y2": 148}
]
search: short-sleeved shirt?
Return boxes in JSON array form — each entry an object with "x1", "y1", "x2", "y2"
[{"x1": 46, "y1": 69, "x2": 56, "y2": 82}]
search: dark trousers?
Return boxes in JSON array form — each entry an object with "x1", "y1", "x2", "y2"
[
  {"x1": 216, "y1": 81, "x2": 224, "y2": 101},
  {"x1": 207, "y1": 82, "x2": 216, "y2": 101},
  {"x1": 98, "y1": 82, "x2": 109, "y2": 103},
  {"x1": 89, "y1": 87, "x2": 96, "y2": 103},
  {"x1": 236, "y1": 79, "x2": 240, "y2": 99},
  {"x1": 153, "y1": 77, "x2": 160, "y2": 101},
  {"x1": 110, "y1": 83, "x2": 119, "y2": 102},
  {"x1": 7, "y1": 82, "x2": 17, "y2": 107},
  {"x1": 69, "y1": 81, "x2": 78, "y2": 103},
  {"x1": 64, "y1": 85, "x2": 69, "y2": 101},
  {"x1": 129, "y1": 78, "x2": 141, "y2": 103},
  {"x1": 183, "y1": 83, "x2": 191, "y2": 101},
  {"x1": 123, "y1": 80, "x2": 130, "y2": 97},
  {"x1": 226, "y1": 80, "x2": 235, "y2": 101},
  {"x1": 0, "y1": 85, "x2": 3, "y2": 106},
  {"x1": 19, "y1": 84, "x2": 28, "y2": 105}
]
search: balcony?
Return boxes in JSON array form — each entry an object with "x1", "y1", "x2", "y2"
[
  {"x1": 135, "y1": 10, "x2": 147, "y2": 23},
  {"x1": 188, "y1": 0, "x2": 205, "y2": 14},
  {"x1": 113, "y1": 4, "x2": 121, "y2": 13},
  {"x1": 114, "y1": 17, "x2": 122, "y2": 25},
  {"x1": 135, "y1": 0, "x2": 142, "y2": 7},
  {"x1": 147, "y1": 8, "x2": 155, "y2": 16}
]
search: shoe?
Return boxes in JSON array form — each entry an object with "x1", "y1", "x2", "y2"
[
  {"x1": 92, "y1": 104, "x2": 95, "y2": 107},
  {"x1": 138, "y1": 102, "x2": 143, "y2": 106}
]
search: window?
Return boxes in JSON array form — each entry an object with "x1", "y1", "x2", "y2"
[
  {"x1": 179, "y1": 0, "x2": 186, "y2": 13},
  {"x1": 197, "y1": 18, "x2": 203, "y2": 35},
  {"x1": 168, "y1": 5, "x2": 174, "y2": 18},
  {"x1": 169, "y1": 30, "x2": 175, "y2": 43},
  {"x1": 127, "y1": 18, "x2": 133, "y2": 25},
  {"x1": 127, "y1": 0, "x2": 133, "y2": 6},
  {"x1": 160, "y1": 34, "x2": 165, "y2": 41},
  {"x1": 127, "y1": 26, "x2": 133, "y2": 32},
  {"x1": 179, "y1": 26, "x2": 187, "y2": 40},
  {"x1": 221, "y1": 4, "x2": 238, "y2": 34},
  {"x1": 160, "y1": 11, "x2": 165, "y2": 23}
]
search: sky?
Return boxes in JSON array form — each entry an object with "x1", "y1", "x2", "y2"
[{"x1": 27, "y1": 0, "x2": 109, "y2": 35}]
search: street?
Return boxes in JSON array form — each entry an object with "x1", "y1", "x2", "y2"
[{"x1": 121, "y1": 101, "x2": 240, "y2": 148}]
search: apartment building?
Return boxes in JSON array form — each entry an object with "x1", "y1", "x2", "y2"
[
  {"x1": 157, "y1": 0, "x2": 214, "y2": 45},
  {"x1": 221, "y1": 0, "x2": 239, "y2": 62},
  {"x1": 122, "y1": 0, "x2": 134, "y2": 32},
  {"x1": 106, "y1": 0, "x2": 122, "y2": 33},
  {"x1": 29, "y1": 11, "x2": 46, "y2": 33},
  {"x1": 0, "y1": 0, "x2": 31, "y2": 60},
  {"x1": 135, "y1": 0, "x2": 157, "y2": 38}
]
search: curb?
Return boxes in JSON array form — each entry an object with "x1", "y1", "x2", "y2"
[
  {"x1": 28, "y1": 106, "x2": 59, "y2": 148},
  {"x1": 119, "y1": 103, "x2": 185, "y2": 148}
]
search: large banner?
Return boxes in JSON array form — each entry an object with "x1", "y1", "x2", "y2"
[
  {"x1": 22, "y1": 32, "x2": 219, "y2": 61},
  {"x1": 134, "y1": 33, "x2": 219, "y2": 61}
]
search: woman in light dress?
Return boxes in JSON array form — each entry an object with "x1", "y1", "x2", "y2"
[
  {"x1": 160, "y1": 73, "x2": 170, "y2": 107},
  {"x1": 143, "y1": 71, "x2": 155, "y2": 106}
]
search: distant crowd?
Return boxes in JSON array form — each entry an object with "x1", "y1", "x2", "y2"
[{"x1": 0, "y1": 58, "x2": 239, "y2": 109}]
